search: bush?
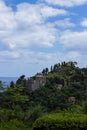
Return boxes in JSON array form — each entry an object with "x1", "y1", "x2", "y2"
[
  {"x1": 0, "y1": 119, "x2": 29, "y2": 130},
  {"x1": 24, "y1": 105, "x2": 46, "y2": 126},
  {"x1": 33, "y1": 113, "x2": 87, "y2": 130}
]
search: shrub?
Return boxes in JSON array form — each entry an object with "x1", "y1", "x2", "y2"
[
  {"x1": 24, "y1": 105, "x2": 46, "y2": 126},
  {"x1": 0, "y1": 119, "x2": 29, "y2": 130},
  {"x1": 33, "y1": 113, "x2": 87, "y2": 130}
]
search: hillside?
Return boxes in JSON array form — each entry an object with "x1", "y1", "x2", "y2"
[
  {"x1": 31, "y1": 61, "x2": 87, "y2": 111},
  {"x1": 0, "y1": 61, "x2": 87, "y2": 129}
]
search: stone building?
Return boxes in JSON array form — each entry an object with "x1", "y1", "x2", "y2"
[{"x1": 26, "y1": 73, "x2": 46, "y2": 91}]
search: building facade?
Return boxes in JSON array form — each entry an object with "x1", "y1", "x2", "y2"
[{"x1": 26, "y1": 73, "x2": 46, "y2": 91}]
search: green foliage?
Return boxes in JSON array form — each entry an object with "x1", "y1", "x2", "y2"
[
  {"x1": 83, "y1": 101, "x2": 87, "y2": 113},
  {"x1": 0, "y1": 119, "x2": 29, "y2": 130},
  {"x1": 0, "y1": 80, "x2": 4, "y2": 91},
  {"x1": 16, "y1": 75, "x2": 26, "y2": 87},
  {"x1": 1, "y1": 61, "x2": 87, "y2": 129},
  {"x1": 33, "y1": 113, "x2": 87, "y2": 130},
  {"x1": 64, "y1": 102, "x2": 87, "y2": 114},
  {"x1": 24, "y1": 105, "x2": 46, "y2": 126},
  {"x1": 48, "y1": 73, "x2": 64, "y2": 86},
  {"x1": 1, "y1": 85, "x2": 29, "y2": 110},
  {"x1": 0, "y1": 109, "x2": 16, "y2": 121},
  {"x1": 10, "y1": 81, "x2": 15, "y2": 88},
  {"x1": 0, "y1": 80, "x2": 3, "y2": 88},
  {"x1": 31, "y1": 84, "x2": 75, "y2": 112}
]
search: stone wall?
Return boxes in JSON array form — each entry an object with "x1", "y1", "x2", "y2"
[{"x1": 26, "y1": 73, "x2": 46, "y2": 91}]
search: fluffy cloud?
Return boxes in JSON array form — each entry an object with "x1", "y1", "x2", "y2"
[
  {"x1": 0, "y1": 1, "x2": 16, "y2": 30},
  {"x1": 55, "y1": 18, "x2": 75, "y2": 28},
  {"x1": 60, "y1": 30, "x2": 87, "y2": 51},
  {"x1": 40, "y1": 5, "x2": 67, "y2": 17},
  {"x1": 0, "y1": 51, "x2": 21, "y2": 62},
  {"x1": 2, "y1": 24, "x2": 58, "y2": 49},
  {"x1": 23, "y1": 51, "x2": 83, "y2": 68},
  {"x1": 41, "y1": 0, "x2": 87, "y2": 7},
  {"x1": 0, "y1": 1, "x2": 68, "y2": 51}
]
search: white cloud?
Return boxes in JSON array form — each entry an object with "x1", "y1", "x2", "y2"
[
  {"x1": 55, "y1": 18, "x2": 75, "y2": 28},
  {"x1": 0, "y1": 1, "x2": 17, "y2": 30},
  {"x1": 81, "y1": 18, "x2": 87, "y2": 27},
  {"x1": 0, "y1": 1, "x2": 68, "y2": 50},
  {"x1": 23, "y1": 51, "x2": 82, "y2": 69},
  {"x1": 40, "y1": 5, "x2": 67, "y2": 17},
  {"x1": 42, "y1": 0, "x2": 87, "y2": 7},
  {"x1": 60, "y1": 30, "x2": 87, "y2": 51},
  {"x1": 15, "y1": 3, "x2": 43, "y2": 25},
  {"x1": 0, "y1": 24, "x2": 58, "y2": 49},
  {"x1": 0, "y1": 51, "x2": 21, "y2": 60},
  {"x1": 15, "y1": 3, "x2": 68, "y2": 25}
]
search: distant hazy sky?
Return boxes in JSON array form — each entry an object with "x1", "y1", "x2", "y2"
[{"x1": 0, "y1": 0, "x2": 87, "y2": 77}]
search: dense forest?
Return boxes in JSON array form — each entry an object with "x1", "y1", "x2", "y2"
[{"x1": 0, "y1": 61, "x2": 87, "y2": 130}]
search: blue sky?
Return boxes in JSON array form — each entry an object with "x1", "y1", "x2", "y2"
[{"x1": 0, "y1": 0, "x2": 87, "y2": 77}]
